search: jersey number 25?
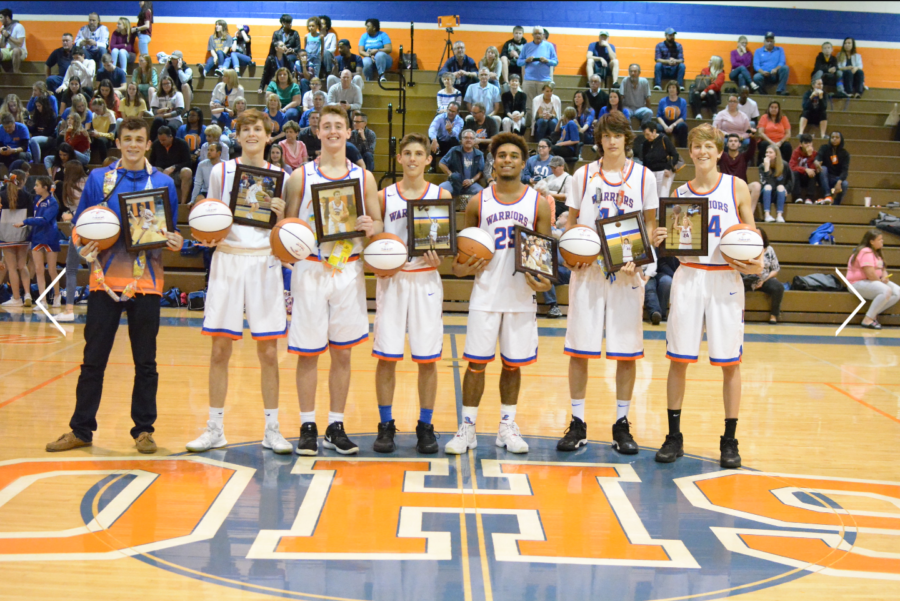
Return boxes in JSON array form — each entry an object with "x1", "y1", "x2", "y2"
[{"x1": 494, "y1": 225, "x2": 516, "y2": 249}]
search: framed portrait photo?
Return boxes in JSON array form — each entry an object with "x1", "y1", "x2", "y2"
[
  {"x1": 658, "y1": 197, "x2": 709, "y2": 257},
  {"x1": 596, "y1": 211, "x2": 653, "y2": 273},
  {"x1": 118, "y1": 188, "x2": 174, "y2": 252},
  {"x1": 229, "y1": 164, "x2": 285, "y2": 229},
  {"x1": 310, "y1": 179, "x2": 365, "y2": 244},
  {"x1": 407, "y1": 199, "x2": 457, "y2": 257},
  {"x1": 514, "y1": 226, "x2": 559, "y2": 283}
]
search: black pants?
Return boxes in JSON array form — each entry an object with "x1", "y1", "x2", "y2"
[
  {"x1": 793, "y1": 170, "x2": 819, "y2": 201},
  {"x1": 551, "y1": 143, "x2": 579, "y2": 159},
  {"x1": 757, "y1": 139, "x2": 793, "y2": 165},
  {"x1": 70, "y1": 291, "x2": 160, "y2": 442},
  {"x1": 689, "y1": 88, "x2": 719, "y2": 117},
  {"x1": 744, "y1": 276, "x2": 784, "y2": 317}
]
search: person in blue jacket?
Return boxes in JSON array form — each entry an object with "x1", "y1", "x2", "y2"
[{"x1": 15, "y1": 175, "x2": 60, "y2": 306}]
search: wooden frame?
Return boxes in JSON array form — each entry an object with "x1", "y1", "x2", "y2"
[
  {"x1": 407, "y1": 198, "x2": 457, "y2": 257},
  {"x1": 658, "y1": 197, "x2": 709, "y2": 257},
  {"x1": 513, "y1": 225, "x2": 559, "y2": 283},
  {"x1": 228, "y1": 163, "x2": 285, "y2": 229},
  {"x1": 118, "y1": 187, "x2": 174, "y2": 252},
  {"x1": 596, "y1": 211, "x2": 653, "y2": 273},
  {"x1": 310, "y1": 179, "x2": 365, "y2": 244}
]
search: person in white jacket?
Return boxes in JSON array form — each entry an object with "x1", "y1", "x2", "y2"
[
  {"x1": 837, "y1": 37, "x2": 865, "y2": 98},
  {"x1": 56, "y1": 46, "x2": 95, "y2": 98}
]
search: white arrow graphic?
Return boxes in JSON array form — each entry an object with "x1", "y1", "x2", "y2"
[
  {"x1": 33, "y1": 270, "x2": 68, "y2": 336},
  {"x1": 834, "y1": 267, "x2": 865, "y2": 336}
]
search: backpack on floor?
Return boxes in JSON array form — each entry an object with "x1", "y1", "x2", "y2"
[
  {"x1": 808, "y1": 223, "x2": 835, "y2": 245},
  {"x1": 791, "y1": 274, "x2": 845, "y2": 292},
  {"x1": 160, "y1": 287, "x2": 184, "y2": 308},
  {"x1": 187, "y1": 290, "x2": 206, "y2": 311}
]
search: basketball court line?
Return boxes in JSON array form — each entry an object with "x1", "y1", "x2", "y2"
[
  {"x1": 785, "y1": 342, "x2": 900, "y2": 406},
  {"x1": 825, "y1": 383, "x2": 900, "y2": 425},
  {"x1": 0, "y1": 365, "x2": 80, "y2": 409}
]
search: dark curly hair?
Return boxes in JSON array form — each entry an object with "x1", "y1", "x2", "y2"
[{"x1": 490, "y1": 132, "x2": 528, "y2": 160}]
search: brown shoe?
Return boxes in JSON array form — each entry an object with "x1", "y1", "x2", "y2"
[
  {"x1": 46, "y1": 431, "x2": 92, "y2": 452},
  {"x1": 134, "y1": 432, "x2": 158, "y2": 454}
]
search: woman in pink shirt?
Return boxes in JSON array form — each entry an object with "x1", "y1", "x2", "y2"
[
  {"x1": 278, "y1": 121, "x2": 308, "y2": 169},
  {"x1": 713, "y1": 94, "x2": 750, "y2": 139},
  {"x1": 847, "y1": 230, "x2": 899, "y2": 329}
]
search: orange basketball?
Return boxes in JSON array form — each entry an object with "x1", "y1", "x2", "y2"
[
  {"x1": 73, "y1": 206, "x2": 121, "y2": 251},
  {"x1": 270, "y1": 218, "x2": 317, "y2": 263},
  {"x1": 456, "y1": 227, "x2": 495, "y2": 264},
  {"x1": 189, "y1": 199, "x2": 233, "y2": 245},
  {"x1": 719, "y1": 224, "x2": 765, "y2": 267},
  {"x1": 559, "y1": 225, "x2": 602, "y2": 266},
  {"x1": 364, "y1": 233, "x2": 408, "y2": 277}
]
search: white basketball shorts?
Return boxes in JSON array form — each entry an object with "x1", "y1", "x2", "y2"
[
  {"x1": 372, "y1": 269, "x2": 443, "y2": 363},
  {"x1": 463, "y1": 310, "x2": 538, "y2": 366}
]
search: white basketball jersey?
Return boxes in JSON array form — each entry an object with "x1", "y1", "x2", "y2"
[
  {"x1": 382, "y1": 182, "x2": 441, "y2": 272},
  {"x1": 209, "y1": 158, "x2": 284, "y2": 251},
  {"x1": 675, "y1": 174, "x2": 741, "y2": 265},
  {"x1": 568, "y1": 159, "x2": 658, "y2": 232},
  {"x1": 298, "y1": 159, "x2": 367, "y2": 261},
  {"x1": 470, "y1": 185, "x2": 540, "y2": 313},
  {"x1": 679, "y1": 225, "x2": 693, "y2": 247}
]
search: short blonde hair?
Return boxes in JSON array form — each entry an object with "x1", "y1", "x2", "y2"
[
  {"x1": 687, "y1": 123, "x2": 725, "y2": 152},
  {"x1": 266, "y1": 92, "x2": 281, "y2": 109},
  {"x1": 205, "y1": 124, "x2": 222, "y2": 138},
  {"x1": 221, "y1": 69, "x2": 240, "y2": 90}
]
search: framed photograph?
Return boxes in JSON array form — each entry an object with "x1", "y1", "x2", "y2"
[
  {"x1": 310, "y1": 179, "x2": 365, "y2": 243},
  {"x1": 118, "y1": 187, "x2": 174, "y2": 252},
  {"x1": 658, "y1": 197, "x2": 709, "y2": 257},
  {"x1": 596, "y1": 211, "x2": 653, "y2": 273},
  {"x1": 228, "y1": 164, "x2": 285, "y2": 229},
  {"x1": 407, "y1": 199, "x2": 457, "y2": 257},
  {"x1": 513, "y1": 226, "x2": 559, "y2": 283}
]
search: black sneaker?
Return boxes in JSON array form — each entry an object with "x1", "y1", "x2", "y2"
[
  {"x1": 556, "y1": 417, "x2": 587, "y2": 451},
  {"x1": 720, "y1": 436, "x2": 741, "y2": 469},
  {"x1": 296, "y1": 422, "x2": 318, "y2": 456},
  {"x1": 547, "y1": 304, "x2": 563, "y2": 318},
  {"x1": 415, "y1": 420, "x2": 439, "y2": 454},
  {"x1": 651, "y1": 311, "x2": 662, "y2": 325},
  {"x1": 612, "y1": 417, "x2": 639, "y2": 455},
  {"x1": 655, "y1": 433, "x2": 684, "y2": 463},
  {"x1": 323, "y1": 422, "x2": 359, "y2": 455},
  {"x1": 374, "y1": 419, "x2": 397, "y2": 453}
]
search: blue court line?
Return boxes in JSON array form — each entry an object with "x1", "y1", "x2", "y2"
[{"x1": 450, "y1": 334, "x2": 463, "y2": 425}]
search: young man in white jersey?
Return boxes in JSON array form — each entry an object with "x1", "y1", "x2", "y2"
[
  {"x1": 372, "y1": 132, "x2": 453, "y2": 454},
  {"x1": 557, "y1": 111, "x2": 659, "y2": 455},
  {"x1": 652, "y1": 123, "x2": 762, "y2": 469},
  {"x1": 187, "y1": 109, "x2": 292, "y2": 454},
  {"x1": 284, "y1": 105, "x2": 383, "y2": 456},
  {"x1": 446, "y1": 132, "x2": 552, "y2": 455},
  {"x1": 329, "y1": 190, "x2": 348, "y2": 233}
]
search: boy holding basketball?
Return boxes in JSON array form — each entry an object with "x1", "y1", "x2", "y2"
[
  {"x1": 652, "y1": 123, "x2": 762, "y2": 469},
  {"x1": 186, "y1": 108, "x2": 291, "y2": 455},
  {"x1": 373, "y1": 132, "x2": 453, "y2": 453},
  {"x1": 284, "y1": 105, "x2": 382, "y2": 456},
  {"x1": 446, "y1": 132, "x2": 551, "y2": 455}
]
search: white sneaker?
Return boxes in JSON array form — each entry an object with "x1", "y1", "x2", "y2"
[
  {"x1": 262, "y1": 423, "x2": 294, "y2": 454},
  {"x1": 52, "y1": 297, "x2": 61, "y2": 308},
  {"x1": 764, "y1": 213, "x2": 775, "y2": 222},
  {"x1": 1, "y1": 298, "x2": 23, "y2": 308},
  {"x1": 444, "y1": 422, "x2": 477, "y2": 454},
  {"x1": 55, "y1": 311, "x2": 75, "y2": 322},
  {"x1": 23, "y1": 295, "x2": 32, "y2": 308},
  {"x1": 776, "y1": 214, "x2": 785, "y2": 223},
  {"x1": 186, "y1": 421, "x2": 227, "y2": 452},
  {"x1": 496, "y1": 421, "x2": 529, "y2": 453}
]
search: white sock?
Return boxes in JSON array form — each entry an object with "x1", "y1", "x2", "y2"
[
  {"x1": 462, "y1": 406, "x2": 478, "y2": 425},
  {"x1": 571, "y1": 399, "x2": 585, "y2": 421},
  {"x1": 300, "y1": 411, "x2": 316, "y2": 425},
  {"x1": 328, "y1": 411, "x2": 344, "y2": 425},
  {"x1": 209, "y1": 408, "x2": 224, "y2": 428},
  {"x1": 500, "y1": 404, "x2": 516, "y2": 424},
  {"x1": 264, "y1": 408, "x2": 278, "y2": 428},
  {"x1": 616, "y1": 400, "x2": 631, "y2": 422}
]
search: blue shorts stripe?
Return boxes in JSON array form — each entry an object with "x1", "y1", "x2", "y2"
[
  {"x1": 202, "y1": 326, "x2": 243, "y2": 337},
  {"x1": 411, "y1": 351, "x2": 442, "y2": 361},
  {"x1": 373, "y1": 349, "x2": 404, "y2": 359},
  {"x1": 501, "y1": 352, "x2": 538, "y2": 365},
  {"x1": 564, "y1": 347, "x2": 603, "y2": 357},
  {"x1": 607, "y1": 350, "x2": 644, "y2": 358},
  {"x1": 463, "y1": 352, "x2": 495, "y2": 361},
  {"x1": 250, "y1": 326, "x2": 288, "y2": 339},
  {"x1": 666, "y1": 351, "x2": 699, "y2": 360},
  {"x1": 710, "y1": 353, "x2": 742, "y2": 364},
  {"x1": 288, "y1": 343, "x2": 328, "y2": 354},
  {"x1": 329, "y1": 333, "x2": 369, "y2": 347}
]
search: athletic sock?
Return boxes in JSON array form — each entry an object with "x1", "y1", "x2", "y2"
[
  {"x1": 616, "y1": 399, "x2": 631, "y2": 422},
  {"x1": 264, "y1": 408, "x2": 278, "y2": 428},
  {"x1": 500, "y1": 404, "x2": 516, "y2": 424},
  {"x1": 378, "y1": 405, "x2": 393, "y2": 424},
  {"x1": 667, "y1": 409, "x2": 681, "y2": 435},
  {"x1": 462, "y1": 406, "x2": 478, "y2": 425},
  {"x1": 570, "y1": 399, "x2": 585, "y2": 421},
  {"x1": 328, "y1": 411, "x2": 344, "y2": 425},
  {"x1": 419, "y1": 407, "x2": 434, "y2": 424},
  {"x1": 724, "y1": 418, "x2": 738, "y2": 439},
  {"x1": 209, "y1": 408, "x2": 224, "y2": 428},
  {"x1": 300, "y1": 411, "x2": 316, "y2": 425}
]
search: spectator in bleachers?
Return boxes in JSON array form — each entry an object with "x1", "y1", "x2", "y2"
[
  {"x1": 160, "y1": 51, "x2": 193, "y2": 109},
  {"x1": 59, "y1": 79, "x2": 85, "y2": 117},
  {"x1": 0, "y1": 94, "x2": 25, "y2": 123},
  {"x1": 94, "y1": 80, "x2": 120, "y2": 119},
  {"x1": 328, "y1": 70, "x2": 363, "y2": 112},
  {"x1": 642, "y1": 121, "x2": 679, "y2": 198},
  {"x1": 437, "y1": 72, "x2": 462, "y2": 114},
  {"x1": 551, "y1": 107, "x2": 580, "y2": 160},
  {"x1": 586, "y1": 30, "x2": 619, "y2": 87},
  {"x1": 88, "y1": 98, "x2": 115, "y2": 162},
  {"x1": 0, "y1": 8, "x2": 25, "y2": 73},
  {"x1": 149, "y1": 126, "x2": 192, "y2": 204},
  {"x1": 279, "y1": 120, "x2": 307, "y2": 169},
  {"x1": 132, "y1": 54, "x2": 157, "y2": 105},
  {"x1": 689, "y1": 56, "x2": 725, "y2": 119},
  {"x1": 224, "y1": 97, "x2": 247, "y2": 151},
  {"x1": 816, "y1": 131, "x2": 849, "y2": 205},
  {"x1": 359, "y1": 18, "x2": 393, "y2": 81},
  {"x1": 300, "y1": 91, "x2": 326, "y2": 128},
  {"x1": 267, "y1": 142, "x2": 290, "y2": 175},
  {"x1": 319, "y1": 16, "x2": 336, "y2": 77},
  {"x1": 298, "y1": 111, "x2": 320, "y2": 158},
  {"x1": 714, "y1": 94, "x2": 751, "y2": 141},
  {"x1": 532, "y1": 83, "x2": 561, "y2": 141},
  {"x1": 149, "y1": 76, "x2": 185, "y2": 140},
  {"x1": 350, "y1": 112, "x2": 376, "y2": 172},
  {"x1": 522, "y1": 138, "x2": 553, "y2": 184},
  {"x1": 27, "y1": 96, "x2": 57, "y2": 166},
  {"x1": 500, "y1": 26, "x2": 526, "y2": 85},
  {"x1": 753, "y1": 32, "x2": 790, "y2": 96},
  {"x1": 0, "y1": 113, "x2": 29, "y2": 171},
  {"x1": 572, "y1": 91, "x2": 595, "y2": 144},
  {"x1": 292, "y1": 49, "x2": 315, "y2": 95},
  {"x1": 57, "y1": 47, "x2": 95, "y2": 100},
  {"x1": 135, "y1": 1, "x2": 153, "y2": 56},
  {"x1": 210, "y1": 69, "x2": 244, "y2": 128},
  {"x1": 598, "y1": 89, "x2": 631, "y2": 120},
  {"x1": 45, "y1": 142, "x2": 75, "y2": 179},
  {"x1": 518, "y1": 26, "x2": 558, "y2": 113},
  {"x1": 729, "y1": 36, "x2": 757, "y2": 91},
  {"x1": 438, "y1": 129, "x2": 483, "y2": 197},
  {"x1": 191, "y1": 141, "x2": 222, "y2": 203},
  {"x1": 439, "y1": 41, "x2": 478, "y2": 100},
  {"x1": 96, "y1": 55, "x2": 127, "y2": 96},
  {"x1": 812, "y1": 41, "x2": 839, "y2": 88},
  {"x1": 329, "y1": 39, "x2": 364, "y2": 89},
  {"x1": 305, "y1": 17, "x2": 325, "y2": 78},
  {"x1": 654, "y1": 28, "x2": 685, "y2": 91},
  {"x1": 500, "y1": 74, "x2": 527, "y2": 134},
  {"x1": 28, "y1": 82, "x2": 58, "y2": 118},
  {"x1": 541, "y1": 156, "x2": 571, "y2": 214},
  {"x1": 465, "y1": 68, "x2": 502, "y2": 116},
  {"x1": 267, "y1": 67, "x2": 303, "y2": 123},
  {"x1": 60, "y1": 112, "x2": 90, "y2": 165},
  {"x1": 74, "y1": 12, "x2": 108, "y2": 64},
  {"x1": 199, "y1": 124, "x2": 228, "y2": 161},
  {"x1": 645, "y1": 254, "x2": 679, "y2": 324},
  {"x1": 759, "y1": 144, "x2": 791, "y2": 222},
  {"x1": 0, "y1": 169, "x2": 33, "y2": 307},
  {"x1": 200, "y1": 20, "x2": 232, "y2": 77},
  {"x1": 657, "y1": 81, "x2": 688, "y2": 147},
  {"x1": 799, "y1": 78, "x2": 828, "y2": 139},
  {"x1": 270, "y1": 14, "x2": 300, "y2": 70},
  {"x1": 790, "y1": 134, "x2": 820, "y2": 204},
  {"x1": 620, "y1": 64, "x2": 654, "y2": 123},
  {"x1": 259, "y1": 41, "x2": 289, "y2": 93},
  {"x1": 463, "y1": 102, "x2": 498, "y2": 155},
  {"x1": 479, "y1": 46, "x2": 502, "y2": 90},
  {"x1": 720, "y1": 133, "x2": 761, "y2": 211},
  {"x1": 109, "y1": 18, "x2": 133, "y2": 71},
  {"x1": 302, "y1": 77, "x2": 322, "y2": 111},
  {"x1": 742, "y1": 228, "x2": 783, "y2": 323},
  {"x1": 177, "y1": 107, "x2": 205, "y2": 163},
  {"x1": 737, "y1": 85, "x2": 759, "y2": 125},
  {"x1": 120, "y1": 82, "x2": 149, "y2": 121},
  {"x1": 428, "y1": 102, "x2": 463, "y2": 163},
  {"x1": 847, "y1": 230, "x2": 898, "y2": 330},
  {"x1": 224, "y1": 25, "x2": 252, "y2": 75},
  {"x1": 757, "y1": 100, "x2": 792, "y2": 164},
  {"x1": 264, "y1": 93, "x2": 286, "y2": 143},
  {"x1": 46, "y1": 33, "x2": 75, "y2": 93},
  {"x1": 61, "y1": 93, "x2": 93, "y2": 132},
  {"x1": 56, "y1": 160, "x2": 86, "y2": 321},
  {"x1": 583, "y1": 73, "x2": 608, "y2": 119},
  {"x1": 837, "y1": 37, "x2": 865, "y2": 98}
]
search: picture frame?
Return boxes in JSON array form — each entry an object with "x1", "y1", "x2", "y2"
[
  {"x1": 407, "y1": 198, "x2": 457, "y2": 257},
  {"x1": 118, "y1": 187, "x2": 174, "y2": 252},
  {"x1": 596, "y1": 211, "x2": 653, "y2": 273},
  {"x1": 229, "y1": 163, "x2": 285, "y2": 229},
  {"x1": 658, "y1": 197, "x2": 709, "y2": 257},
  {"x1": 310, "y1": 179, "x2": 366, "y2": 244},
  {"x1": 513, "y1": 225, "x2": 559, "y2": 283}
]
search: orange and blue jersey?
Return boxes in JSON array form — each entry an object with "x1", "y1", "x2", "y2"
[{"x1": 23, "y1": 194, "x2": 61, "y2": 252}]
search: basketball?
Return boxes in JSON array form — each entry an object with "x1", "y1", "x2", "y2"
[
  {"x1": 456, "y1": 227, "x2": 495, "y2": 264},
  {"x1": 364, "y1": 233, "x2": 408, "y2": 276},
  {"x1": 74, "y1": 206, "x2": 121, "y2": 250},
  {"x1": 559, "y1": 225, "x2": 601, "y2": 266},
  {"x1": 270, "y1": 218, "x2": 317, "y2": 263},
  {"x1": 188, "y1": 199, "x2": 233, "y2": 245},
  {"x1": 719, "y1": 224, "x2": 765, "y2": 265}
]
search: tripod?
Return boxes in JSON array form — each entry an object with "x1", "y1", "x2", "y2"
[{"x1": 435, "y1": 27, "x2": 454, "y2": 83}]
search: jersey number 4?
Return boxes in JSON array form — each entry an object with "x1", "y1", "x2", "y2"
[
  {"x1": 494, "y1": 225, "x2": 516, "y2": 250},
  {"x1": 709, "y1": 215, "x2": 722, "y2": 237}
]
